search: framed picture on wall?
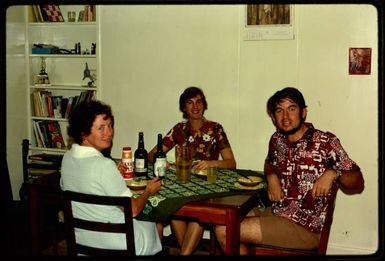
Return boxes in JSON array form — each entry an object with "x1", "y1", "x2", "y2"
[
  {"x1": 349, "y1": 48, "x2": 372, "y2": 75},
  {"x1": 244, "y1": 4, "x2": 294, "y2": 41}
]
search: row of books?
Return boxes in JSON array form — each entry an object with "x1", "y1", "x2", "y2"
[
  {"x1": 31, "y1": 90, "x2": 95, "y2": 119},
  {"x1": 80, "y1": 5, "x2": 96, "y2": 22},
  {"x1": 32, "y1": 120, "x2": 66, "y2": 149},
  {"x1": 29, "y1": 5, "x2": 96, "y2": 23},
  {"x1": 27, "y1": 153, "x2": 63, "y2": 179}
]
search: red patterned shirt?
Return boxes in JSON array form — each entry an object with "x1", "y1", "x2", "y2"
[
  {"x1": 163, "y1": 119, "x2": 231, "y2": 160},
  {"x1": 265, "y1": 123, "x2": 361, "y2": 233}
]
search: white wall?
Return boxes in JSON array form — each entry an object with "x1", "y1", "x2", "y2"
[
  {"x1": 6, "y1": 4, "x2": 379, "y2": 255},
  {"x1": 6, "y1": 6, "x2": 28, "y2": 201},
  {"x1": 296, "y1": 5, "x2": 378, "y2": 254},
  {"x1": 99, "y1": 4, "x2": 378, "y2": 254},
  {"x1": 99, "y1": 5, "x2": 240, "y2": 159}
]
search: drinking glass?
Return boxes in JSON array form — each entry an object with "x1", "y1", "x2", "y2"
[{"x1": 206, "y1": 167, "x2": 217, "y2": 183}]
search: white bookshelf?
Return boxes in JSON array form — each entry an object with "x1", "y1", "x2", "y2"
[{"x1": 25, "y1": 5, "x2": 101, "y2": 154}]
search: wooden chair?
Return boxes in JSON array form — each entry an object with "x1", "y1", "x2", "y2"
[
  {"x1": 250, "y1": 188, "x2": 338, "y2": 255},
  {"x1": 21, "y1": 139, "x2": 66, "y2": 255},
  {"x1": 62, "y1": 190, "x2": 136, "y2": 256}
]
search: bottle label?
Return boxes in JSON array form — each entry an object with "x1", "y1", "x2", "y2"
[
  {"x1": 122, "y1": 158, "x2": 134, "y2": 179},
  {"x1": 135, "y1": 159, "x2": 147, "y2": 172},
  {"x1": 154, "y1": 158, "x2": 167, "y2": 178}
]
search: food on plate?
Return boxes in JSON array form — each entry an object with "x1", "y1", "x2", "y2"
[
  {"x1": 192, "y1": 168, "x2": 207, "y2": 176},
  {"x1": 126, "y1": 179, "x2": 147, "y2": 190},
  {"x1": 237, "y1": 176, "x2": 263, "y2": 187}
]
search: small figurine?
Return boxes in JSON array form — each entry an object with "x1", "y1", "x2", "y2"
[
  {"x1": 35, "y1": 57, "x2": 50, "y2": 85},
  {"x1": 83, "y1": 62, "x2": 96, "y2": 87}
]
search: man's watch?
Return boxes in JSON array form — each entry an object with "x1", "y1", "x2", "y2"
[{"x1": 335, "y1": 169, "x2": 343, "y2": 181}]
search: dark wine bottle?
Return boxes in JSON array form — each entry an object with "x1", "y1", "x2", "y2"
[
  {"x1": 153, "y1": 133, "x2": 167, "y2": 179},
  {"x1": 134, "y1": 132, "x2": 148, "y2": 177}
]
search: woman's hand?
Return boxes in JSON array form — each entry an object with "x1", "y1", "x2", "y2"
[
  {"x1": 193, "y1": 160, "x2": 210, "y2": 170},
  {"x1": 144, "y1": 177, "x2": 161, "y2": 195},
  {"x1": 117, "y1": 162, "x2": 127, "y2": 174}
]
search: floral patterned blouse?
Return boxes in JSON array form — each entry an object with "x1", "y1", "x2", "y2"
[{"x1": 163, "y1": 119, "x2": 231, "y2": 160}]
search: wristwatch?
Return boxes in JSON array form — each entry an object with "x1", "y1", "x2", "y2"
[{"x1": 335, "y1": 169, "x2": 343, "y2": 181}]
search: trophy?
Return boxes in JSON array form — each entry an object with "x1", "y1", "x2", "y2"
[{"x1": 34, "y1": 57, "x2": 50, "y2": 85}]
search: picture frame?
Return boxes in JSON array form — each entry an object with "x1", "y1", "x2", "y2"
[
  {"x1": 349, "y1": 48, "x2": 372, "y2": 75},
  {"x1": 244, "y1": 4, "x2": 294, "y2": 41}
]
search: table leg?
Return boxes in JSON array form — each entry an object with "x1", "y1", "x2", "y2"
[{"x1": 225, "y1": 209, "x2": 240, "y2": 255}]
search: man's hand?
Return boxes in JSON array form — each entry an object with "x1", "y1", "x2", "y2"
[
  {"x1": 311, "y1": 169, "x2": 336, "y2": 198},
  {"x1": 267, "y1": 174, "x2": 283, "y2": 202}
]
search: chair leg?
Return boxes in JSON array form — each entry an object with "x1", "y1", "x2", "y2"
[{"x1": 209, "y1": 226, "x2": 216, "y2": 255}]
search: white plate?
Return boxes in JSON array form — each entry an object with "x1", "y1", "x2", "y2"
[
  {"x1": 235, "y1": 182, "x2": 264, "y2": 190},
  {"x1": 126, "y1": 179, "x2": 147, "y2": 190}
]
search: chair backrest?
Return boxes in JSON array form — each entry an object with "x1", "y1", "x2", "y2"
[
  {"x1": 62, "y1": 190, "x2": 136, "y2": 256},
  {"x1": 22, "y1": 139, "x2": 30, "y2": 182},
  {"x1": 251, "y1": 187, "x2": 338, "y2": 255}
]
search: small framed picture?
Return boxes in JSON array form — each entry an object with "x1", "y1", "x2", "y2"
[{"x1": 349, "y1": 48, "x2": 372, "y2": 75}]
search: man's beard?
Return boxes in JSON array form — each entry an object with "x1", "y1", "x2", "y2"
[{"x1": 278, "y1": 117, "x2": 304, "y2": 136}]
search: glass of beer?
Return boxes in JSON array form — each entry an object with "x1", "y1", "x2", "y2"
[
  {"x1": 206, "y1": 167, "x2": 217, "y2": 183},
  {"x1": 175, "y1": 143, "x2": 192, "y2": 183}
]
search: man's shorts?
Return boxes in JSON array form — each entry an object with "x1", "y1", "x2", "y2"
[{"x1": 251, "y1": 207, "x2": 320, "y2": 249}]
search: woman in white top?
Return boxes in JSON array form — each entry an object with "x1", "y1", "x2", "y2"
[{"x1": 60, "y1": 100, "x2": 162, "y2": 255}]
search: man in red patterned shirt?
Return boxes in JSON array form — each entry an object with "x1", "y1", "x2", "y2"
[{"x1": 215, "y1": 87, "x2": 364, "y2": 254}]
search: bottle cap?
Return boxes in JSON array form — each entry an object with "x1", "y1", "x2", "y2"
[{"x1": 123, "y1": 147, "x2": 131, "y2": 151}]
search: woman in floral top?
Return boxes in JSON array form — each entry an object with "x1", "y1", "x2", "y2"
[{"x1": 148, "y1": 86, "x2": 236, "y2": 255}]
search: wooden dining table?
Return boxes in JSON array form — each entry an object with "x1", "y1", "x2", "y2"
[{"x1": 24, "y1": 168, "x2": 267, "y2": 256}]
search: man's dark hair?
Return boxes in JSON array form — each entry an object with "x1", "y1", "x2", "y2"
[
  {"x1": 179, "y1": 86, "x2": 208, "y2": 119},
  {"x1": 267, "y1": 87, "x2": 307, "y2": 116},
  {"x1": 68, "y1": 100, "x2": 114, "y2": 145}
]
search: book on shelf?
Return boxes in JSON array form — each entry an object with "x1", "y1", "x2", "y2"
[
  {"x1": 75, "y1": 90, "x2": 95, "y2": 108},
  {"x1": 28, "y1": 169, "x2": 58, "y2": 177},
  {"x1": 31, "y1": 91, "x2": 42, "y2": 117},
  {"x1": 51, "y1": 96, "x2": 63, "y2": 118},
  {"x1": 36, "y1": 121, "x2": 49, "y2": 148},
  {"x1": 39, "y1": 5, "x2": 64, "y2": 22},
  {"x1": 31, "y1": 5, "x2": 43, "y2": 22},
  {"x1": 61, "y1": 98, "x2": 69, "y2": 118},
  {"x1": 65, "y1": 96, "x2": 77, "y2": 119},
  {"x1": 28, "y1": 161, "x2": 61, "y2": 171},
  {"x1": 28, "y1": 6, "x2": 37, "y2": 22},
  {"x1": 32, "y1": 121, "x2": 42, "y2": 147},
  {"x1": 78, "y1": 5, "x2": 96, "y2": 22},
  {"x1": 28, "y1": 152, "x2": 63, "y2": 171},
  {"x1": 46, "y1": 94, "x2": 54, "y2": 118},
  {"x1": 29, "y1": 152, "x2": 63, "y2": 162},
  {"x1": 31, "y1": 89, "x2": 52, "y2": 117},
  {"x1": 46, "y1": 121, "x2": 66, "y2": 149},
  {"x1": 40, "y1": 91, "x2": 51, "y2": 117}
]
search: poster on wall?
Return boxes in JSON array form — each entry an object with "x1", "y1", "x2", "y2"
[
  {"x1": 244, "y1": 4, "x2": 294, "y2": 41},
  {"x1": 349, "y1": 48, "x2": 372, "y2": 75}
]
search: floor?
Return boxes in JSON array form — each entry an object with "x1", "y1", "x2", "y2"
[
  {"x1": 42, "y1": 234, "x2": 216, "y2": 256},
  {"x1": 4, "y1": 200, "x2": 218, "y2": 256}
]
